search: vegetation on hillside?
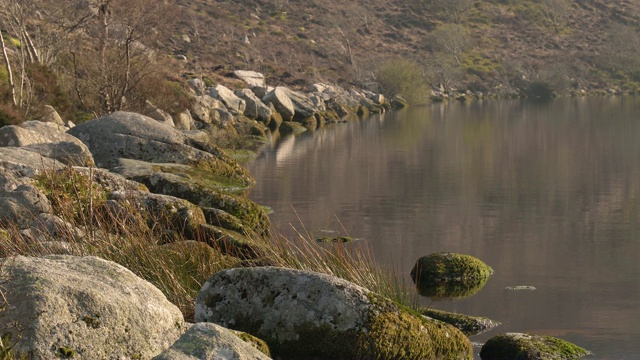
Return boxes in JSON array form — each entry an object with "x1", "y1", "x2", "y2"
[{"x1": 1, "y1": 0, "x2": 640, "y2": 125}]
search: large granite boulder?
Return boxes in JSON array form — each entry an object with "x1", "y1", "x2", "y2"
[
  {"x1": 195, "y1": 267, "x2": 472, "y2": 360},
  {"x1": 153, "y1": 323, "x2": 271, "y2": 360},
  {"x1": 0, "y1": 256, "x2": 187, "y2": 359},
  {"x1": 209, "y1": 84, "x2": 246, "y2": 115},
  {"x1": 145, "y1": 101, "x2": 176, "y2": 128},
  {"x1": 67, "y1": 111, "x2": 253, "y2": 187},
  {"x1": 0, "y1": 121, "x2": 94, "y2": 166},
  {"x1": 234, "y1": 70, "x2": 266, "y2": 88},
  {"x1": 235, "y1": 89, "x2": 272, "y2": 123},
  {"x1": 0, "y1": 148, "x2": 63, "y2": 228},
  {"x1": 480, "y1": 333, "x2": 590, "y2": 360},
  {"x1": 280, "y1": 87, "x2": 317, "y2": 121},
  {"x1": 262, "y1": 87, "x2": 295, "y2": 122},
  {"x1": 40, "y1": 105, "x2": 65, "y2": 126}
]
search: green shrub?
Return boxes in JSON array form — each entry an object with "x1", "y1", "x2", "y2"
[{"x1": 375, "y1": 58, "x2": 430, "y2": 105}]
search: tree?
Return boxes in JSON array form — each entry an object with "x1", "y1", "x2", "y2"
[
  {"x1": 63, "y1": 0, "x2": 176, "y2": 115},
  {"x1": 425, "y1": 0, "x2": 474, "y2": 23},
  {"x1": 425, "y1": 24, "x2": 472, "y2": 66},
  {"x1": 375, "y1": 58, "x2": 430, "y2": 104},
  {"x1": 539, "y1": 0, "x2": 570, "y2": 34}
]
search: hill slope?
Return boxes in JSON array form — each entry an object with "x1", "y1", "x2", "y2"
[{"x1": 170, "y1": 0, "x2": 640, "y2": 96}]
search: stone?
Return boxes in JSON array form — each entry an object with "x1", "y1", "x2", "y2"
[
  {"x1": 0, "y1": 146, "x2": 64, "y2": 177},
  {"x1": 40, "y1": 105, "x2": 65, "y2": 125},
  {"x1": 235, "y1": 89, "x2": 272, "y2": 123},
  {"x1": 0, "y1": 255, "x2": 186, "y2": 359},
  {"x1": 278, "y1": 121, "x2": 307, "y2": 136},
  {"x1": 411, "y1": 252, "x2": 494, "y2": 283},
  {"x1": 27, "y1": 212, "x2": 85, "y2": 242},
  {"x1": 234, "y1": 70, "x2": 266, "y2": 88},
  {"x1": 419, "y1": 308, "x2": 500, "y2": 336},
  {"x1": 22, "y1": 141, "x2": 95, "y2": 166},
  {"x1": 175, "y1": 110, "x2": 195, "y2": 130},
  {"x1": 0, "y1": 121, "x2": 79, "y2": 148},
  {"x1": 67, "y1": 112, "x2": 253, "y2": 187},
  {"x1": 280, "y1": 87, "x2": 317, "y2": 121},
  {"x1": 146, "y1": 101, "x2": 176, "y2": 127},
  {"x1": 480, "y1": 333, "x2": 590, "y2": 360},
  {"x1": 195, "y1": 267, "x2": 473, "y2": 360},
  {"x1": 109, "y1": 190, "x2": 206, "y2": 240},
  {"x1": 262, "y1": 87, "x2": 295, "y2": 122},
  {"x1": 209, "y1": 84, "x2": 246, "y2": 115},
  {"x1": 153, "y1": 322, "x2": 271, "y2": 360}
]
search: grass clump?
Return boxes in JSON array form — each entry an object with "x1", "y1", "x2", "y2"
[{"x1": 1, "y1": 166, "x2": 413, "y2": 324}]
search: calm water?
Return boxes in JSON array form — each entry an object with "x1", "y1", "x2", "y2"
[{"x1": 247, "y1": 97, "x2": 640, "y2": 359}]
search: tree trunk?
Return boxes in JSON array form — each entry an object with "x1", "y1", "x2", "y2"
[{"x1": 0, "y1": 30, "x2": 17, "y2": 106}]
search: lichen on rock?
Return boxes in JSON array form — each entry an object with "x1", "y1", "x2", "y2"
[{"x1": 480, "y1": 332, "x2": 591, "y2": 360}]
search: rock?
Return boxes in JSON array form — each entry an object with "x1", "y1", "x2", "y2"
[
  {"x1": 0, "y1": 121, "x2": 88, "y2": 153},
  {"x1": 280, "y1": 87, "x2": 317, "y2": 121},
  {"x1": 278, "y1": 121, "x2": 307, "y2": 136},
  {"x1": 2, "y1": 121, "x2": 95, "y2": 167},
  {"x1": 111, "y1": 158, "x2": 269, "y2": 237},
  {"x1": 480, "y1": 333, "x2": 590, "y2": 360},
  {"x1": 410, "y1": 252, "x2": 494, "y2": 285},
  {"x1": 234, "y1": 70, "x2": 266, "y2": 88},
  {"x1": 315, "y1": 236, "x2": 352, "y2": 243},
  {"x1": 0, "y1": 255, "x2": 186, "y2": 359},
  {"x1": 411, "y1": 252, "x2": 493, "y2": 299},
  {"x1": 153, "y1": 322, "x2": 271, "y2": 360},
  {"x1": 22, "y1": 141, "x2": 95, "y2": 166},
  {"x1": 67, "y1": 111, "x2": 253, "y2": 187},
  {"x1": 262, "y1": 87, "x2": 295, "y2": 122},
  {"x1": 201, "y1": 207, "x2": 247, "y2": 234},
  {"x1": 27, "y1": 212, "x2": 85, "y2": 242},
  {"x1": 391, "y1": 95, "x2": 409, "y2": 109},
  {"x1": 371, "y1": 93, "x2": 385, "y2": 105},
  {"x1": 209, "y1": 84, "x2": 246, "y2": 115},
  {"x1": 175, "y1": 110, "x2": 195, "y2": 130},
  {"x1": 109, "y1": 190, "x2": 206, "y2": 240},
  {"x1": 195, "y1": 267, "x2": 473, "y2": 360},
  {"x1": 175, "y1": 54, "x2": 187, "y2": 61},
  {"x1": 198, "y1": 224, "x2": 269, "y2": 258},
  {"x1": 40, "y1": 105, "x2": 65, "y2": 125},
  {"x1": 187, "y1": 78, "x2": 205, "y2": 95},
  {"x1": 146, "y1": 101, "x2": 176, "y2": 127},
  {"x1": 251, "y1": 86, "x2": 273, "y2": 100},
  {"x1": 419, "y1": 308, "x2": 500, "y2": 336},
  {"x1": 235, "y1": 89, "x2": 272, "y2": 123}
]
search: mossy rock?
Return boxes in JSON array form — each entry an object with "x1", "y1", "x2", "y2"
[
  {"x1": 279, "y1": 121, "x2": 308, "y2": 136},
  {"x1": 232, "y1": 330, "x2": 271, "y2": 357},
  {"x1": 315, "y1": 236, "x2": 353, "y2": 243},
  {"x1": 411, "y1": 252, "x2": 493, "y2": 284},
  {"x1": 419, "y1": 308, "x2": 500, "y2": 336},
  {"x1": 480, "y1": 333, "x2": 591, "y2": 360},
  {"x1": 195, "y1": 267, "x2": 473, "y2": 360},
  {"x1": 411, "y1": 252, "x2": 493, "y2": 299},
  {"x1": 198, "y1": 224, "x2": 269, "y2": 259}
]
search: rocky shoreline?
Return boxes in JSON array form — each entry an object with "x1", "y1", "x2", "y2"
[{"x1": 0, "y1": 71, "x2": 590, "y2": 359}]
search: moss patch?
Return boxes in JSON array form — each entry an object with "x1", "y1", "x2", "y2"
[
  {"x1": 480, "y1": 333, "x2": 590, "y2": 360},
  {"x1": 419, "y1": 308, "x2": 499, "y2": 336},
  {"x1": 232, "y1": 331, "x2": 271, "y2": 357}
]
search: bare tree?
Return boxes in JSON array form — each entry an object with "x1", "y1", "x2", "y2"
[
  {"x1": 539, "y1": 0, "x2": 570, "y2": 34},
  {"x1": 425, "y1": 24, "x2": 472, "y2": 66}
]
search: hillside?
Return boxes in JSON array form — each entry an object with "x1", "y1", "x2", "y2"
[
  {"x1": 170, "y1": 0, "x2": 640, "y2": 96},
  {"x1": 1, "y1": 0, "x2": 640, "y2": 124}
]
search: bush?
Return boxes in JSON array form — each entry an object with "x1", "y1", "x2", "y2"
[{"x1": 375, "y1": 58, "x2": 430, "y2": 105}]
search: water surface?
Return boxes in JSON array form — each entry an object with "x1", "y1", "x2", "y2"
[{"x1": 248, "y1": 97, "x2": 640, "y2": 359}]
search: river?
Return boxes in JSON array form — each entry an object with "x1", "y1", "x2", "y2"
[{"x1": 247, "y1": 97, "x2": 640, "y2": 359}]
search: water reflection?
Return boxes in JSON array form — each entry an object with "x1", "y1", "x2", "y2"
[{"x1": 248, "y1": 97, "x2": 640, "y2": 359}]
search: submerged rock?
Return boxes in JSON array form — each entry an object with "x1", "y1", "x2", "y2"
[
  {"x1": 419, "y1": 308, "x2": 500, "y2": 336},
  {"x1": 0, "y1": 256, "x2": 186, "y2": 359},
  {"x1": 480, "y1": 333, "x2": 591, "y2": 360},
  {"x1": 195, "y1": 267, "x2": 472, "y2": 360}
]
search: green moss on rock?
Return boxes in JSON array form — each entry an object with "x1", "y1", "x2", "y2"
[
  {"x1": 411, "y1": 252, "x2": 493, "y2": 298},
  {"x1": 232, "y1": 330, "x2": 271, "y2": 357},
  {"x1": 419, "y1": 308, "x2": 500, "y2": 336},
  {"x1": 480, "y1": 333, "x2": 591, "y2": 360}
]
